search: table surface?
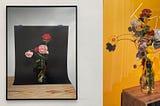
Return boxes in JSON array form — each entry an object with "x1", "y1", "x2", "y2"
[
  {"x1": 7, "y1": 76, "x2": 76, "y2": 99},
  {"x1": 122, "y1": 81, "x2": 160, "y2": 106}
]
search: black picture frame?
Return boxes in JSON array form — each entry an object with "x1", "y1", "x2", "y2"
[{"x1": 6, "y1": 5, "x2": 78, "y2": 100}]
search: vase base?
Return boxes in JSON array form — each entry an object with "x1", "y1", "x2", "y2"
[{"x1": 141, "y1": 87, "x2": 154, "y2": 94}]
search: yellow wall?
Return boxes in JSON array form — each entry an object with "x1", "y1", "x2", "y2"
[{"x1": 103, "y1": 0, "x2": 160, "y2": 106}]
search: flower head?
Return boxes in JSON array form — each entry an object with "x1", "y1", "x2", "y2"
[
  {"x1": 38, "y1": 45, "x2": 48, "y2": 54},
  {"x1": 42, "y1": 33, "x2": 51, "y2": 40},
  {"x1": 154, "y1": 29, "x2": 160, "y2": 41},
  {"x1": 147, "y1": 30, "x2": 154, "y2": 36},
  {"x1": 34, "y1": 47, "x2": 39, "y2": 52},
  {"x1": 140, "y1": 9, "x2": 152, "y2": 18},
  {"x1": 25, "y1": 50, "x2": 33, "y2": 58},
  {"x1": 130, "y1": 19, "x2": 139, "y2": 27},
  {"x1": 106, "y1": 42, "x2": 116, "y2": 52},
  {"x1": 111, "y1": 35, "x2": 118, "y2": 43}
]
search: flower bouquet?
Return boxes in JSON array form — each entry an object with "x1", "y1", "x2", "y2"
[
  {"x1": 106, "y1": 9, "x2": 160, "y2": 94},
  {"x1": 25, "y1": 33, "x2": 52, "y2": 83}
]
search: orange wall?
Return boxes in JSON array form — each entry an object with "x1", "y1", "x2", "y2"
[{"x1": 103, "y1": 0, "x2": 160, "y2": 106}]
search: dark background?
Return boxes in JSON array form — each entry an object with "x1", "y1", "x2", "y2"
[{"x1": 13, "y1": 26, "x2": 71, "y2": 84}]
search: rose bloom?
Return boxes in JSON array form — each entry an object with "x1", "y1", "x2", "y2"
[
  {"x1": 42, "y1": 33, "x2": 51, "y2": 40},
  {"x1": 38, "y1": 45, "x2": 48, "y2": 54},
  {"x1": 25, "y1": 50, "x2": 33, "y2": 58},
  {"x1": 34, "y1": 47, "x2": 39, "y2": 52}
]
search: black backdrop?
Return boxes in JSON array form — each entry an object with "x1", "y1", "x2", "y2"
[{"x1": 13, "y1": 26, "x2": 71, "y2": 85}]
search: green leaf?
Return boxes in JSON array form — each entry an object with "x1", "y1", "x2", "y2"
[
  {"x1": 36, "y1": 59, "x2": 40, "y2": 63},
  {"x1": 37, "y1": 53, "x2": 48, "y2": 60}
]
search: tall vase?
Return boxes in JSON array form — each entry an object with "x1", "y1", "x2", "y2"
[
  {"x1": 140, "y1": 58, "x2": 154, "y2": 94},
  {"x1": 37, "y1": 59, "x2": 47, "y2": 83}
]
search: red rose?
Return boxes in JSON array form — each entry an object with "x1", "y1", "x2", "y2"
[
  {"x1": 34, "y1": 47, "x2": 39, "y2": 52},
  {"x1": 42, "y1": 33, "x2": 51, "y2": 40}
]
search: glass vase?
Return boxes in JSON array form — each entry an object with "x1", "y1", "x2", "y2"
[
  {"x1": 37, "y1": 59, "x2": 47, "y2": 83},
  {"x1": 140, "y1": 59, "x2": 154, "y2": 94}
]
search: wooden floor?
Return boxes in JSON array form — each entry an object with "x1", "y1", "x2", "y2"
[{"x1": 7, "y1": 77, "x2": 76, "y2": 99}]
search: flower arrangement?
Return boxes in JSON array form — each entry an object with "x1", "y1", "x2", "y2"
[
  {"x1": 25, "y1": 33, "x2": 52, "y2": 83},
  {"x1": 106, "y1": 9, "x2": 160, "y2": 94}
]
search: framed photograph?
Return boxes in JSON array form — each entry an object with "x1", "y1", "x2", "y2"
[
  {"x1": 104, "y1": 1, "x2": 160, "y2": 106},
  {"x1": 6, "y1": 6, "x2": 77, "y2": 100}
]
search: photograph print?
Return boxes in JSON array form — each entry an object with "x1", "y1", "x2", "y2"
[{"x1": 6, "y1": 6, "x2": 77, "y2": 100}]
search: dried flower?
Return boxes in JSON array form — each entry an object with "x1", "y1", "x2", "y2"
[
  {"x1": 106, "y1": 43, "x2": 116, "y2": 52},
  {"x1": 130, "y1": 19, "x2": 139, "y2": 27},
  {"x1": 128, "y1": 27, "x2": 132, "y2": 32},
  {"x1": 154, "y1": 29, "x2": 160, "y2": 41},
  {"x1": 133, "y1": 64, "x2": 137, "y2": 69},
  {"x1": 111, "y1": 35, "x2": 118, "y2": 43},
  {"x1": 140, "y1": 9, "x2": 152, "y2": 18},
  {"x1": 147, "y1": 30, "x2": 154, "y2": 36}
]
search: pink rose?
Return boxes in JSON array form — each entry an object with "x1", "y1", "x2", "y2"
[
  {"x1": 25, "y1": 50, "x2": 33, "y2": 58},
  {"x1": 38, "y1": 45, "x2": 48, "y2": 54}
]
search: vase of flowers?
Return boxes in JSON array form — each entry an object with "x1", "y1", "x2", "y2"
[
  {"x1": 106, "y1": 8, "x2": 160, "y2": 94},
  {"x1": 140, "y1": 57, "x2": 154, "y2": 94},
  {"x1": 25, "y1": 33, "x2": 52, "y2": 83}
]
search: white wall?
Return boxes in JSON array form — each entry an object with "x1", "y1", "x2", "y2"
[
  {"x1": 7, "y1": 7, "x2": 77, "y2": 89},
  {"x1": 0, "y1": 0, "x2": 102, "y2": 106}
]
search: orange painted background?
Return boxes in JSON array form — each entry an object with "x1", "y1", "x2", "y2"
[{"x1": 103, "y1": 0, "x2": 160, "y2": 106}]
